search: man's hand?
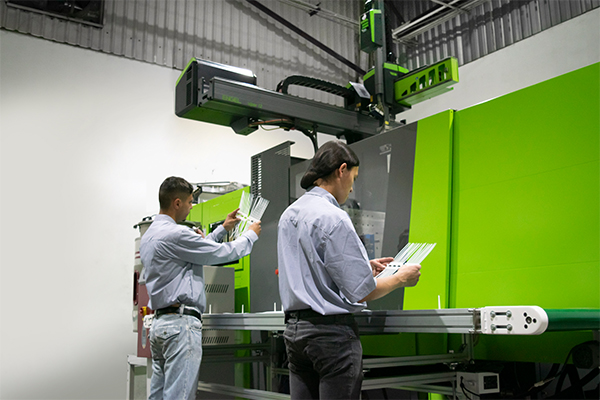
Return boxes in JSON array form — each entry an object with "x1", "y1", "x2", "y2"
[
  {"x1": 222, "y1": 208, "x2": 241, "y2": 232},
  {"x1": 395, "y1": 263, "x2": 421, "y2": 287},
  {"x1": 194, "y1": 227, "x2": 206, "y2": 238},
  {"x1": 370, "y1": 257, "x2": 394, "y2": 277},
  {"x1": 360, "y1": 263, "x2": 422, "y2": 303},
  {"x1": 248, "y1": 221, "x2": 262, "y2": 237}
]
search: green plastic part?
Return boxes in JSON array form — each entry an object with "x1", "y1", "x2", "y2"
[
  {"x1": 383, "y1": 62, "x2": 409, "y2": 74},
  {"x1": 360, "y1": 9, "x2": 383, "y2": 53},
  {"x1": 363, "y1": 68, "x2": 375, "y2": 81},
  {"x1": 394, "y1": 57, "x2": 459, "y2": 107},
  {"x1": 369, "y1": 9, "x2": 381, "y2": 44}
]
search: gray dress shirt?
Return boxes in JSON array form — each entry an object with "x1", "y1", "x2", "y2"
[
  {"x1": 277, "y1": 186, "x2": 377, "y2": 315},
  {"x1": 140, "y1": 214, "x2": 258, "y2": 312}
]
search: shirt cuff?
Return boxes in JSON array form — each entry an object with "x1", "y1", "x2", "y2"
[
  {"x1": 351, "y1": 275, "x2": 378, "y2": 304},
  {"x1": 242, "y1": 229, "x2": 259, "y2": 243},
  {"x1": 213, "y1": 225, "x2": 226, "y2": 239}
]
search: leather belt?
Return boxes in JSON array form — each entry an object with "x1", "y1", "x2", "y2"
[
  {"x1": 155, "y1": 306, "x2": 202, "y2": 321},
  {"x1": 285, "y1": 309, "x2": 355, "y2": 324}
]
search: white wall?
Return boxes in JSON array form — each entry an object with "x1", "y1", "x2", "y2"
[
  {"x1": 0, "y1": 31, "x2": 318, "y2": 400},
  {"x1": 0, "y1": 8, "x2": 598, "y2": 399}
]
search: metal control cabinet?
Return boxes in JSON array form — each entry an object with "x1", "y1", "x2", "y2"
[{"x1": 249, "y1": 142, "x2": 298, "y2": 312}]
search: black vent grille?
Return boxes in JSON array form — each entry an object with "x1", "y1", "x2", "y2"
[
  {"x1": 202, "y1": 335, "x2": 230, "y2": 345},
  {"x1": 251, "y1": 155, "x2": 262, "y2": 197},
  {"x1": 205, "y1": 283, "x2": 229, "y2": 294},
  {"x1": 275, "y1": 147, "x2": 291, "y2": 157}
]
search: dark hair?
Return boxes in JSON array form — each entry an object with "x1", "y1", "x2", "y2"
[
  {"x1": 300, "y1": 141, "x2": 360, "y2": 189},
  {"x1": 159, "y1": 176, "x2": 194, "y2": 210}
]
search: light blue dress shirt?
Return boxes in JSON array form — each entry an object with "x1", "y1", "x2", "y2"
[
  {"x1": 140, "y1": 214, "x2": 258, "y2": 313},
  {"x1": 277, "y1": 186, "x2": 377, "y2": 315}
]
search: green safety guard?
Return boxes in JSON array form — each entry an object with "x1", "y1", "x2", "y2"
[{"x1": 395, "y1": 57, "x2": 459, "y2": 107}]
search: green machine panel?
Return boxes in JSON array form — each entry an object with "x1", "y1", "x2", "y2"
[
  {"x1": 406, "y1": 110, "x2": 454, "y2": 311},
  {"x1": 371, "y1": 64, "x2": 599, "y2": 363},
  {"x1": 188, "y1": 187, "x2": 252, "y2": 313},
  {"x1": 449, "y1": 63, "x2": 599, "y2": 362},
  {"x1": 450, "y1": 63, "x2": 599, "y2": 310}
]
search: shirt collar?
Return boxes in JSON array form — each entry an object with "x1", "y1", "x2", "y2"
[
  {"x1": 306, "y1": 186, "x2": 340, "y2": 209},
  {"x1": 155, "y1": 214, "x2": 176, "y2": 224}
]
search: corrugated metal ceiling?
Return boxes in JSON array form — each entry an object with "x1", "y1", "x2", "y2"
[
  {"x1": 2, "y1": 0, "x2": 597, "y2": 102},
  {"x1": 388, "y1": 0, "x2": 599, "y2": 68}
]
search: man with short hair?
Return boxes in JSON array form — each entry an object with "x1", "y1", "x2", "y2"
[{"x1": 140, "y1": 176, "x2": 261, "y2": 400}]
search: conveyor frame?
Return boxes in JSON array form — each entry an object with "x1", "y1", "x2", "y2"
[{"x1": 196, "y1": 306, "x2": 599, "y2": 399}]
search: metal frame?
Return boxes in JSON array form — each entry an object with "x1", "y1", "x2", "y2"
[
  {"x1": 197, "y1": 381, "x2": 291, "y2": 400},
  {"x1": 201, "y1": 77, "x2": 382, "y2": 140},
  {"x1": 202, "y1": 306, "x2": 600, "y2": 335},
  {"x1": 126, "y1": 355, "x2": 151, "y2": 400},
  {"x1": 201, "y1": 308, "x2": 479, "y2": 334}
]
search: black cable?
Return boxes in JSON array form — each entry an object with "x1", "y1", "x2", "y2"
[
  {"x1": 295, "y1": 126, "x2": 319, "y2": 154},
  {"x1": 555, "y1": 348, "x2": 575, "y2": 393},
  {"x1": 460, "y1": 376, "x2": 477, "y2": 400},
  {"x1": 522, "y1": 363, "x2": 560, "y2": 397},
  {"x1": 548, "y1": 368, "x2": 599, "y2": 399},
  {"x1": 512, "y1": 351, "x2": 573, "y2": 399},
  {"x1": 518, "y1": 341, "x2": 598, "y2": 398},
  {"x1": 246, "y1": 0, "x2": 366, "y2": 75}
]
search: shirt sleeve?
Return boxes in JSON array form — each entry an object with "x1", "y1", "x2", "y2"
[
  {"x1": 169, "y1": 228, "x2": 258, "y2": 266},
  {"x1": 322, "y1": 217, "x2": 376, "y2": 303}
]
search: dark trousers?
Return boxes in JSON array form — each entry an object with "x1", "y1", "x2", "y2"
[{"x1": 283, "y1": 313, "x2": 363, "y2": 400}]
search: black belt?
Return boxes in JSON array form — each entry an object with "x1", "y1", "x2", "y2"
[
  {"x1": 155, "y1": 306, "x2": 202, "y2": 321},
  {"x1": 285, "y1": 309, "x2": 355, "y2": 324}
]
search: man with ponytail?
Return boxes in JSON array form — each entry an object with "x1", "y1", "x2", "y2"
[{"x1": 278, "y1": 141, "x2": 422, "y2": 400}]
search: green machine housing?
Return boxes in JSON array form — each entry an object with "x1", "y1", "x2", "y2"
[
  {"x1": 175, "y1": 58, "x2": 258, "y2": 129},
  {"x1": 359, "y1": 63, "x2": 600, "y2": 364},
  {"x1": 360, "y1": 8, "x2": 383, "y2": 53}
]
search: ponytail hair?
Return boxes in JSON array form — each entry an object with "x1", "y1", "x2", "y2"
[{"x1": 300, "y1": 141, "x2": 360, "y2": 190}]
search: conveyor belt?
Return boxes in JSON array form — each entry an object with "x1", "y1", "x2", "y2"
[{"x1": 546, "y1": 309, "x2": 600, "y2": 331}]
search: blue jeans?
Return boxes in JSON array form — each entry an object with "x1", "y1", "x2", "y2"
[
  {"x1": 149, "y1": 314, "x2": 203, "y2": 400},
  {"x1": 283, "y1": 316, "x2": 363, "y2": 400}
]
